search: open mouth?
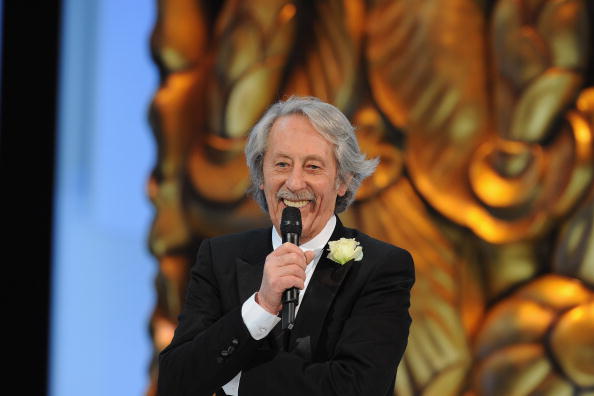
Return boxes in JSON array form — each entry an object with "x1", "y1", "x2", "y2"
[{"x1": 282, "y1": 199, "x2": 310, "y2": 209}]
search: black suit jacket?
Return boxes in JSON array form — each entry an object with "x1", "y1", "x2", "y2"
[{"x1": 158, "y1": 219, "x2": 414, "y2": 396}]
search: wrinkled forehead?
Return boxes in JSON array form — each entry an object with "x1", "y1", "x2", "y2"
[{"x1": 265, "y1": 115, "x2": 338, "y2": 162}]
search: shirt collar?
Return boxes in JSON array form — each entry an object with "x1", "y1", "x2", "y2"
[{"x1": 272, "y1": 215, "x2": 337, "y2": 254}]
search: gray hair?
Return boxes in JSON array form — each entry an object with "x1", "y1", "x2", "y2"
[{"x1": 245, "y1": 96, "x2": 378, "y2": 213}]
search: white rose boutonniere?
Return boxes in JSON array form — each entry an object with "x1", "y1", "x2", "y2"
[{"x1": 327, "y1": 238, "x2": 363, "y2": 265}]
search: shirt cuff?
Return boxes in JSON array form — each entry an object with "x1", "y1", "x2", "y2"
[{"x1": 241, "y1": 293, "x2": 281, "y2": 340}]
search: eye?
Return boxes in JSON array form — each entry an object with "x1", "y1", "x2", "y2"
[
  {"x1": 307, "y1": 163, "x2": 321, "y2": 170},
  {"x1": 275, "y1": 161, "x2": 289, "y2": 168}
]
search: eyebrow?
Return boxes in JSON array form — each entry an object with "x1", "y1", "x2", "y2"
[{"x1": 273, "y1": 153, "x2": 327, "y2": 164}]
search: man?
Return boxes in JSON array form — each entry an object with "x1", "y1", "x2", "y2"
[{"x1": 158, "y1": 96, "x2": 414, "y2": 396}]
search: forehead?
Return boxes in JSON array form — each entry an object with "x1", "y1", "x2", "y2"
[{"x1": 266, "y1": 114, "x2": 336, "y2": 160}]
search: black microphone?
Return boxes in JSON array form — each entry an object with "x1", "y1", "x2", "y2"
[{"x1": 280, "y1": 206, "x2": 302, "y2": 331}]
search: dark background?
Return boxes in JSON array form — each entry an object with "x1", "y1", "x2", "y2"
[{"x1": 1, "y1": 2, "x2": 61, "y2": 394}]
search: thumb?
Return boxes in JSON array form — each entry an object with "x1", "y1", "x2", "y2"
[{"x1": 305, "y1": 250, "x2": 316, "y2": 263}]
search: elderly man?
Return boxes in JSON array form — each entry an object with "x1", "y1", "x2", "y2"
[{"x1": 158, "y1": 96, "x2": 414, "y2": 396}]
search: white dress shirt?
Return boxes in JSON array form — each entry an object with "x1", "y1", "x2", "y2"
[{"x1": 222, "y1": 215, "x2": 337, "y2": 395}]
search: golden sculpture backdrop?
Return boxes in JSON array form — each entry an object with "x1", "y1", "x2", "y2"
[{"x1": 146, "y1": 0, "x2": 594, "y2": 395}]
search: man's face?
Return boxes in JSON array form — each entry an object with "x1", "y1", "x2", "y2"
[{"x1": 261, "y1": 114, "x2": 347, "y2": 243}]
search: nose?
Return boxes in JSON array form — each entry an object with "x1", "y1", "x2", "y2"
[{"x1": 285, "y1": 166, "x2": 306, "y2": 191}]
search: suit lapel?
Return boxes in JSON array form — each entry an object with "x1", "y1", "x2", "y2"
[
  {"x1": 234, "y1": 220, "x2": 357, "y2": 357},
  {"x1": 236, "y1": 228, "x2": 272, "y2": 303},
  {"x1": 289, "y1": 218, "x2": 355, "y2": 357}
]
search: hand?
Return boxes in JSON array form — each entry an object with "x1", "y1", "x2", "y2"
[{"x1": 256, "y1": 243, "x2": 315, "y2": 315}]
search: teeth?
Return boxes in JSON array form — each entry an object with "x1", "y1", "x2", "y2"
[{"x1": 283, "y1": 199, "x2": 309, "y2": 208}]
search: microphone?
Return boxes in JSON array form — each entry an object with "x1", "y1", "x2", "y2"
[{"x1": 280, "y1": 206, "x2": 302, "y2": 331}]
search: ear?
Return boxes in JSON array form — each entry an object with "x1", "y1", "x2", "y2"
[
  {"x1": 259, "y1": 183, "x2": 264, "y2": 190},
  {"x1": 336, "y1": 174, "x2": 351, "y2": 197}
]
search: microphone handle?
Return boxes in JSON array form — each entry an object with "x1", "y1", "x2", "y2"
[
  {"x1": 281, "y1": 232, "x2": 300, "y2": 331},
  {"x1": 283, "y1": 232, "x2": 299, "y2": 245}
]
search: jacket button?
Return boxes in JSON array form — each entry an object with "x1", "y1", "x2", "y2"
[
  {"x1": 220, "y1": 349, "x2": 230, "y2": 357},
  {"x1": 231, "y1": 338, "x2": 239, "y2": 346},
  {"x1": 216, "y1": 357, "x2": 223, "y2": 364}
]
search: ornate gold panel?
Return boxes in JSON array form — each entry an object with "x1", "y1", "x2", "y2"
[{"x1": 146, "y1": 0, "x2": 594, "y2": 394}]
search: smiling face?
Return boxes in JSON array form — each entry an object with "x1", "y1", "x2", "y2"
[{"x1": 260, "y1": 114, "x2": 347, "y2": 243}]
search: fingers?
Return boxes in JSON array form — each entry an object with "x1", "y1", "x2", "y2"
[
  {"x1": 272, "y1": 242, "x2": 306, "y2": 256},
  {"x1": 275, "y1": 252, "x2": 307, "y2": 271},
  {"x1": 257, "y1": 243, "x2": 317, "y2": 313},
  {"x1": 264, "y1": 259, "x2": 306, "y2": 291},
  {"x1": 272, "y1": 274, "x2": 305, "y2": 291},
  {"x1": 304, "y1": 250, "x2": 315, "y2": 264},
  {"x1": 272, "y1": 243, "x2": 312, "y2": 268},
  {"x1": 276, "y1": 264, "x2": 306, "y2": 284}
]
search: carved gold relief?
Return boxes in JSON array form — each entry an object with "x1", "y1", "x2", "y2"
[
  {"x1": 147, "y1": 0, "x2": 594, "y2": 395},
  {"x1": 474, "y1": 275, "x2": 594, "y2": 394}
]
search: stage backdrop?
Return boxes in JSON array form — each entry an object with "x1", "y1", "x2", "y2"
[{"x1": 146, "y1": 1, "x2": 594, "y2": 395}]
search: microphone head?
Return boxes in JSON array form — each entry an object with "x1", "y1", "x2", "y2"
[{"x1": 280, "y1": 207, "x2": 302, "y2": 236}]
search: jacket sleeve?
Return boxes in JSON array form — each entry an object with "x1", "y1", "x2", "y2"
[
  {"x1": 157, "y1": 239, "x2": 261, "y2": 396},
  {"x1": 239, "y1": 247, "x2": 415, "y2": 396}
]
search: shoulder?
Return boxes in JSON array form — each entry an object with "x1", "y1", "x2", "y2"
[
  {"x1": 349, "y1": 227, "x2": 412, "y2": 260},
  {"x1": 206, "y1": 227, "x2": 270, "y2": 248},
  {"x1": 191, "y1": 227, "x2": 271, "y2": 276},
  {"x1": 344, "y1": 226, "x2": 415, "y2": 278},
  {"x1": 198, "y1": 227, "x2": 272, "y2": 264}
]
